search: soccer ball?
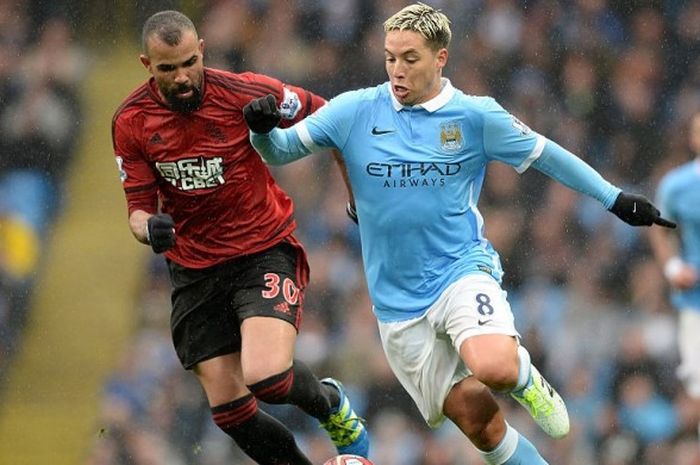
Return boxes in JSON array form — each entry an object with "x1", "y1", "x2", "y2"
[{"x1": 322, "y1": 454, "x2": 374, "y2": 465}]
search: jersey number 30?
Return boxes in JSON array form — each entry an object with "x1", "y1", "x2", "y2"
[{"x1": 262, "y1": 273, "x2": 300, "y2": 305}]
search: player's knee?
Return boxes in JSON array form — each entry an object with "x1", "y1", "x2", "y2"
[
  {"x1": 470, "y1": 358, "x2": 519, "y2": 392},
  {"x1": 247, "y1": 367, "x2": 294, "y2": 404}
]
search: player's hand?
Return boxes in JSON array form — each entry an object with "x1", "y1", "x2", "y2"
[
  {"x1": 243, "y1": 94, "x2": 281, "y2": 134},
  {"x1": 609, "y1": 192, "x2": 676, "y2": 228},
  {"x1": 346, "y1": 202, "x2": 358, "y2": 224},
  {"x1": 147, "y1": 213, "x2": 176, "y2": 253},
  {"x1": 664, "y1": 257, "x2": 698, "y2": 290}
]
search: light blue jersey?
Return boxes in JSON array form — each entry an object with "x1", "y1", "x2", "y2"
[
  {"x1": 252, "y1": 79, "x2": 620, "y2": 322},
  {"x1": 656, "y1": 160, "x2": 700, "y2": 311}
]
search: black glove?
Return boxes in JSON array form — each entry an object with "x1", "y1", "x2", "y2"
[
  {"x1": 346, "y1": 202, "x2": 358, "y2": 224},
  {"x1": 609, "y1": 192, "x2": 676, "y2": 228},
  {"x1": 147, "y1": 214, "x2": 176, "y2": 253},
  {"x1": 243, "y1": 94, "x2": 281, "y2": 134}
]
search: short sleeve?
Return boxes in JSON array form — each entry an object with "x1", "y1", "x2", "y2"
[
  {"x1": 234, "y1": 72, "x2": 325, "y2": 127},
  {"x1": 482, "y1": 98, "x2": 545, "y2": 173},
  {"x1": 296, "y1": 90, "x2": 360, "y2": 152},
  {"x1": 280, "y1": 83, "x2": 326, "y2": 124}
]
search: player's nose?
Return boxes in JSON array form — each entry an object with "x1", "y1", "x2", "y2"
[
  {"x1": 390, "y1": 64, "x2": 407, "y2": 80},
  {"x1": 174, "y1": 70, "x2": 190, "y2": 84},
  {"x1": 390, "y1": 67, "x2": 405, "y2": 80}
]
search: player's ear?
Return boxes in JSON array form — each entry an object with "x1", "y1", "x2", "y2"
[
  {"x1": 139, "y1": 54, "x2": 151, "y2": 71},
  {"x1": 198, "y1": 38, "x2": 204, "y2": 55},
  {"x1": 436, "y1": 48, "x2": 448, "y2": 70}
]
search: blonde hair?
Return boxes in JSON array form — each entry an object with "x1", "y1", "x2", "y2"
[{"x1": 383, "y1": 3, "x2": 451, "y2": 50}]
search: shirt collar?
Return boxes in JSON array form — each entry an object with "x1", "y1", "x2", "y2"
[{"x1": 390, "y1": 78, "x2": 455, "y2": 112}]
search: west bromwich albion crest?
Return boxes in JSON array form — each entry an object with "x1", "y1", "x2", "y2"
[{"x1": 440, "y1": 120, "x2": 464, "y2": 152}]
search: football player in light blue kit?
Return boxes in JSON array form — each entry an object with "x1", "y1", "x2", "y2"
[
  {"x1": 649, "y1": 110, "x2": 700, "y2": 450},
  {"x1": 243, "y1": 4, "x2": 675, "y2": 464}
]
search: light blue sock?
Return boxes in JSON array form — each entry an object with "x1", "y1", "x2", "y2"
[
  {"x1": 512, "y1": 346, "x2": 533, "y2": 394},
  {"x1": 478, "y1": 423, "x2": 548, "y2": 465}
]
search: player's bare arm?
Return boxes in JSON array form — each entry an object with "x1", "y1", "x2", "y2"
[
  {"x1": 128, "y1": 209, "x2": 151, "y2": 244},
  {"x1": 129, "y1": 209, "x2": 176, "y2": 254},
  {"x1": 649, "y1": 223, "x2": 698, "y2": 290},
  {"x1": 331, "y1": 150, "x2": 358, "y2": 223}
]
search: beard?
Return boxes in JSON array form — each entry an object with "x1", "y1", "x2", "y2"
[{"x1": 162, "y1": 82, "x2": 203, "y2": 113}]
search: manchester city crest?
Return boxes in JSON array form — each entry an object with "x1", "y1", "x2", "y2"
[{"x1": 440, "y1": 120, "x2": 463, "y2": 152}]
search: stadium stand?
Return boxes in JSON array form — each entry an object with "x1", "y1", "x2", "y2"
[{"x1": 0, "y1": 8, "x2": 85, "y2": 392}]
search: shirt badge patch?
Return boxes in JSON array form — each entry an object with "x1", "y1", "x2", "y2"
[
  {"x1": 440, "y1": 120, "x2": 464, "y2": 152},
  {"x1": 115, "y1": 156, "x2": 127, "y2": 182},
  {"x1": 279, "y1": 87, "x2": 301, "y2": 120},
  {"x1": 512, "y1": 116, "x2": 532, "y2": 136}
]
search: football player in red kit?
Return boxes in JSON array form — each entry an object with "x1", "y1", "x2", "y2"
[{"x1": 111, "y1": 10, "x2": 368, "y2": 465}]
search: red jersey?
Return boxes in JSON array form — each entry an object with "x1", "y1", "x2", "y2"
[{"x1": 112, "y1": 68, "x2": 325, "y2": 268}]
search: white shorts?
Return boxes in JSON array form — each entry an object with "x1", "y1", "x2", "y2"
[
  {"x1": 677, "y1": 309, "x2": 700, "y2": 398},
  {"x1": 377, "y1": 273, "x2": 519, "y2": 427}
]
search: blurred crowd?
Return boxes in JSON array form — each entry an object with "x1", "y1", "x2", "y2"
[
  {"x1": 0, "y1": 1, "x2": 87, "y2": 388},
  {"x1": 7, "y1": 0, "x2": 693, "y2": 464}
]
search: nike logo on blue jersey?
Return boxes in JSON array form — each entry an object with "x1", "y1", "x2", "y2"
[{"x1": 371, "y1": 127, "x2": 395, "y2": 135}]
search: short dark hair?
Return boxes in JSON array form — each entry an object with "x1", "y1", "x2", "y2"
[{"x1": 141, "y1": 10, "x2": 197, "y2": 54}]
